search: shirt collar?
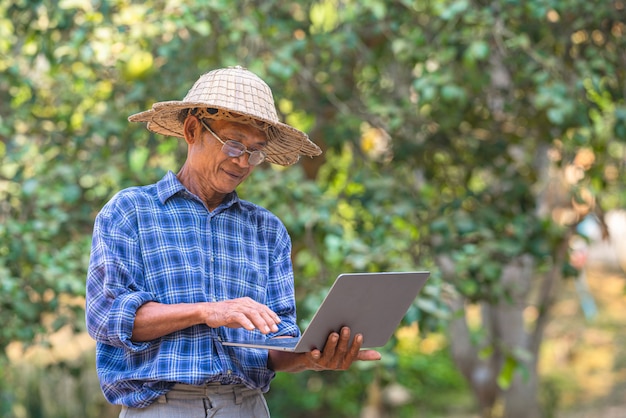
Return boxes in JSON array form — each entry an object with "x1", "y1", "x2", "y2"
[
  {"x1": 156, "y1": 171, "x2": 187, "y2": 204},
  {"x1": 156, "y1": 171, "x2": 240, "y2": 211}
]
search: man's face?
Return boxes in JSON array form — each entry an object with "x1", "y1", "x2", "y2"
[{"x1": 187, "y1": 118, "x2": 267, "y2": 194}]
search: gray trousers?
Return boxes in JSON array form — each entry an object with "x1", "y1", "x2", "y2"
[{"x1": 119, "y1": 383, "x2": 270, "y2": 418}]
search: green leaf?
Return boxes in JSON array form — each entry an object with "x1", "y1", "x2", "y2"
[{"x1": 497, "y1": 355, "x2": 517, "y2": 390}]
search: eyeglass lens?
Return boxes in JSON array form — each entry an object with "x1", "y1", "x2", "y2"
[
  {"x1": 222, "y1": 141, "x2": 265, "y2": 165},
  {"x1": 201, "y1": 119, "x2": 266, "y2": 166}
]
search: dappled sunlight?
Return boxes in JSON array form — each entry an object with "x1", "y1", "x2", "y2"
[
  {"x1": 540, "y1": 267, "x2": 626, "y2": 414},
  {"x1": 6, "y1": 324, "x2": 95, "y2": 367},
  {"x1": 395, "y1": 322, "x2": 447, "y2": 356}
]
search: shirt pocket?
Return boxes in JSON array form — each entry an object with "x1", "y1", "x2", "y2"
[
  {"x1": 221, "y1": 266, "x2": 268, "y2": 304},
  {"x1": 143, "y1": 244, "x2": 207, "y2": 304}
]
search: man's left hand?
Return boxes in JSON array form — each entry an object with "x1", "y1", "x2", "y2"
[{"x1": 267, "y1": 327, "x2": 381, "y2": 372}]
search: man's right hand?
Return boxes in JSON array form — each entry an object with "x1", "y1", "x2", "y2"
[
  {"x1": 203, "y1": 297, "x2": 281, "y2": 334},
  {"x1": 131, "y1": 299, "x2": 280, "y2": 342}
]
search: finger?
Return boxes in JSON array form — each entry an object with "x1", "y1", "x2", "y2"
[
  {"x1": 232, "y1": 312, "x2": 257, "y2": 331},
  {"x1": 335, "y1": 329, "x2": 359, "y2": 369},
  {"x1": 243, "y1": 310, "x2": 278, "y2": 334},
  {"x1": 326, "y1": 327, "x2": 350, "y2": 364},
  {"x1": 258, "y1": 309, "x2": 281, "y2": 332},
  {"x1": 319, "y1": 332, "x2": 339, "y2": 361},
  {"x1": 310, "y1": 349, "x2": 321, "y2": 361},
  {"x1": 357, "y1": 349, "x2": 382, "y2": 361},
  {"x1": 335, "y1": 327, "x2": 352, "y2": 355},
  {"x1": 242, "y1": 299, "x2": 281, "y2": 327},
  {"x1": 320, "y1": 329, "x2": 350, "y2": 369},
  {"x1": 221, "y1": 299, "x2": 281, "y2": 333},
  {"x1": 312, "y1": 332, "x2": 339, "y2": 370},
  {"x1": 348, "y1": 333, "x2": 363, "y2": 358},
  {"x1": 258, "y1": 305, "x2": 282, "y2": 332}
]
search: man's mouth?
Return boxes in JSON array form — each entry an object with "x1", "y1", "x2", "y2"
[{"x1": 223, "y1": 168, "x2": 243, "y2": 180}]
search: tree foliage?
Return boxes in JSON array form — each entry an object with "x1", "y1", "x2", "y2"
[{"x1": 1, "y1": 0, "x2": 625, "y2": 416}]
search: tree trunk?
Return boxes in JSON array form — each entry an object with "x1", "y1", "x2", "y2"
[
  {"x1": 438, "y1": 254, "x2": 542, "y2": 418},
  {"x1": 495, "y1": 255, "x2": 540, "y2": 418}
]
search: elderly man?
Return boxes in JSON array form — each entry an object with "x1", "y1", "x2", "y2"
[{"x1": 86, "y1": 66, "x2": 380, "y2": 417}]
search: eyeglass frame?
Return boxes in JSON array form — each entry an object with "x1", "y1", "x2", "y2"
[{"x1": 199, "y1": 119, "x2": 267, "y2": 166}]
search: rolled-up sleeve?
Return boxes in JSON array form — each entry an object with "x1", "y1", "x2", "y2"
[{"x1": 86, "y1": 194, "x2": 154, "y2": 352}]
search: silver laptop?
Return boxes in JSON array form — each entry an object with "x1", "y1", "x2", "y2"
[{"x1": 221, "y1": 271, "x2": 430, "y2": 352}]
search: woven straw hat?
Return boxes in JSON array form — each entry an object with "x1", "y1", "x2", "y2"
[{"x1": 128, "y1": 66, "x2": 322, "y2": 166}]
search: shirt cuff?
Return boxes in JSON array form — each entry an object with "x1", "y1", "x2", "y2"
[
  {"x1": 108, "y1": 291, "x2": 155, "y2": 352},
  {"x1": 270, "y1": 322, "x2": 301, "y2": 339}
]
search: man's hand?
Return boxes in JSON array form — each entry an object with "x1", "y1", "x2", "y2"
[
  {"x1": 267, "y1": 327, "x2": 381, "y2": 373},
  {"x1": 131, "y1": 299, "x2": 280, "y2": 342},
  {"x1": 203, "y1": 297, "x2": 281, "y2": 334}
]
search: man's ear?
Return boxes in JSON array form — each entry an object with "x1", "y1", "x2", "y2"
[{"x1": 182, "y1": 115, "x2": 202, "y2": 144}]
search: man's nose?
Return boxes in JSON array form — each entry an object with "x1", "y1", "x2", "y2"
[{"x1": 232, "y1": 153, "x2": 251, "y2": 168}]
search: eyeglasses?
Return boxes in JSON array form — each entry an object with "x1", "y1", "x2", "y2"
[{"x1": 200, "y1": 119, "x2": 266, "y2": 166}]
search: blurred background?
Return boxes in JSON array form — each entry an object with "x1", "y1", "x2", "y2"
[{"x1": 1, "y1": 0, "x2": 625, "y2": 417}]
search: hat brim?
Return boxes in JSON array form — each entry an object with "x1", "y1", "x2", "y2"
[{"x1": 129, "y1": 101, "x2": 322, "y2": 166}]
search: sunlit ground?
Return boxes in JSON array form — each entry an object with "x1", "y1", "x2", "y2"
[{"x1": 545, "y1": 265, "x2": 626, "y2": 418}]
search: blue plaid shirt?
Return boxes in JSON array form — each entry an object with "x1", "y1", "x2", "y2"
[{"x1": 86, "y1": 171, "x2": 300, "y2": 408}]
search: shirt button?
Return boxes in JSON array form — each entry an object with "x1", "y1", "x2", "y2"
[
  {"x1": 227, "y1": 370, "x2": 232, "y2": 375},
  {"x1": 210, "y1": 256, "x2": 214, "y2": 262}
]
